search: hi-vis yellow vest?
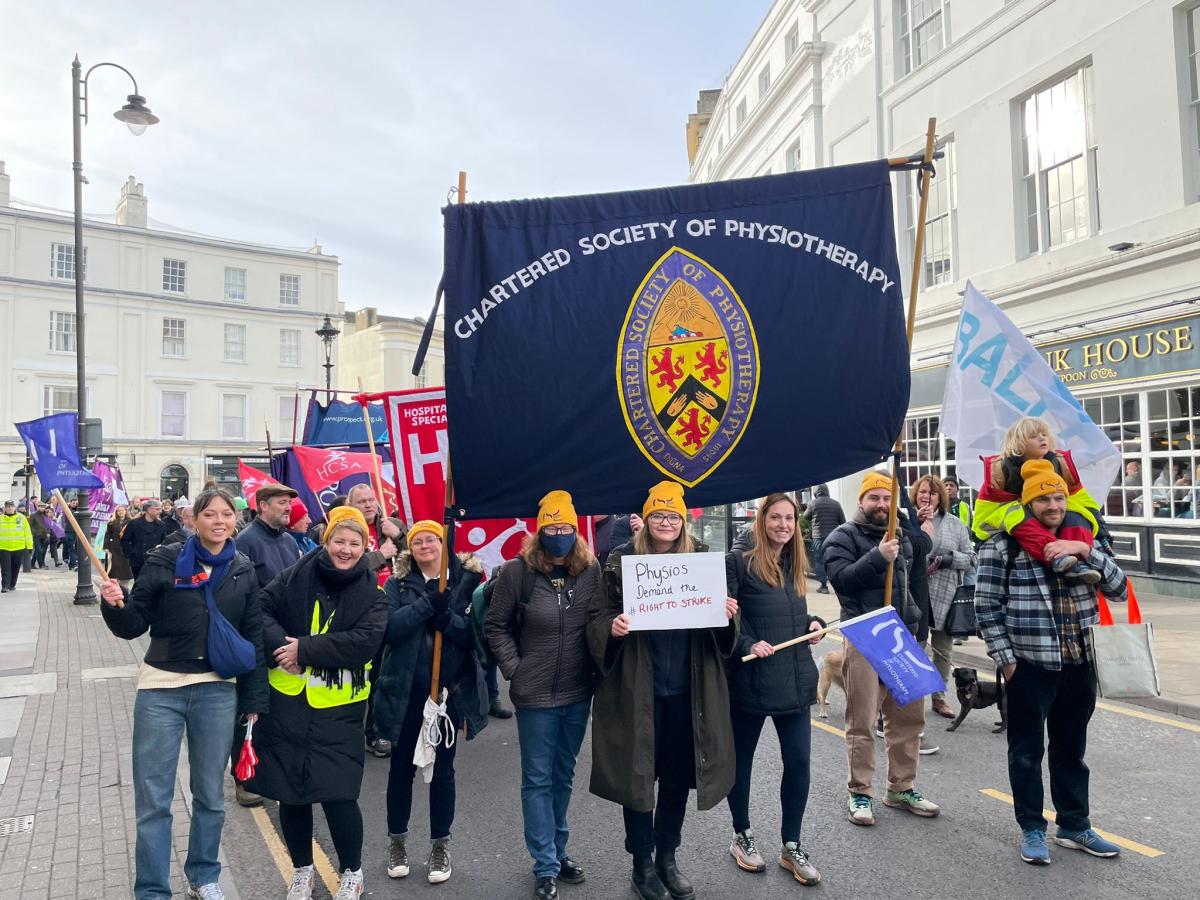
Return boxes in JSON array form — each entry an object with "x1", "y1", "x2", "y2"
[{"x1": 268, "y1": 600, "x2": 371, "y2": 709}]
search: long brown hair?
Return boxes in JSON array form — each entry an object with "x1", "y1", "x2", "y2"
[
  {"x1": 633, "y1": 516, "x2": 695, "y2": 555},
  {"x1": 520, "y1": 528, "x2": 596, "y2": 577},
  {"x1": 745, "y1": 493, "x2": 808, "y2": 596}
]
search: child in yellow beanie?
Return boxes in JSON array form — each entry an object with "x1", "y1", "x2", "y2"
[{"x1": 974, "y1": 417, "x2": 1101, "y2": 584}]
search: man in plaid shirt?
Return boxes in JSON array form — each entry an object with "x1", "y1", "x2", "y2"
[{"x1": 975, "y1": 459, "x2": 1127, "y2": 866}]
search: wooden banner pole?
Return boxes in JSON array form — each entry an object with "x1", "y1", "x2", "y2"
[
  {"x1": 740, "y1": 620, "x2": 841, "y2": 664},
  {"x1": 883, "y1": 116, "x2": 937, "y2": 608},
  {"x1": 53, "y1": 489, "x2": 117, "y2": 606},
  {"x1": 355, "y1": 378, "x2": 393, "y2": 519},
  {"x1": 430, "y1": 169, "x2": 467, "y2": 703}
]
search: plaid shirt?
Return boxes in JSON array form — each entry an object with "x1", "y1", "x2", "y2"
[{"x1": 974, "y1": 538, "x2": 1127, "y2": 671}]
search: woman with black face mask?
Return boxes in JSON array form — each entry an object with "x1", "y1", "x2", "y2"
[{"x1": 485, "y1": 491, "x2": 601, "y2": 900}]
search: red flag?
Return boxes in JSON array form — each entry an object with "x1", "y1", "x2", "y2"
[
  {"x1": 369, "y1": 387, "x2": 596, "y2": 576},
  {"x1": 292, "y1": 446, "x2": 379, "y2": 491},
  {"x1": 237, "y1": 461, "x2": 279, "y2": 511}
]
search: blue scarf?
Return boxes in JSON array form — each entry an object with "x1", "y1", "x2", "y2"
[{"x1": 174, "y1": 535, "x2": 236, "y2": 593}]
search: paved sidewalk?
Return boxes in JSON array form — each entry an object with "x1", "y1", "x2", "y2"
[
  {"x1": 806, "y1": 576, "x2": 1200, "y2": 719},
  {"x1": 0, "y1": 569, "x2": 240, "y2": 899}
]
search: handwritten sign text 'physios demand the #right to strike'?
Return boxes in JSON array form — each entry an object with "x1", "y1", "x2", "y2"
[{"x1": 621, "y1": 552, "x2": 728, "y2": 632}]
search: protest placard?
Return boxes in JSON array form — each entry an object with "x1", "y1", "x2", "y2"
[{"x1": 621, "y1": 551, "x2": 727, "y2": 632}]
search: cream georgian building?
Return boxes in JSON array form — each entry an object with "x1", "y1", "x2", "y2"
[
  {"x1": 689, "y1": 0, "x2": 1200, "y2": 592},
  {"x1": 0, "y1": 164, "x2": 342, "y2": 499},
  {"x1": 336, "y1": 308, "x2": 445, "y2": 396}
]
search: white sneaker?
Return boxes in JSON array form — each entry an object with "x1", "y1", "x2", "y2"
[
  {"x1": 186, "y1": 884, "x2": 225, "y2": 900},
  {"x1": 334, "y1": 868, "x2": 364, "y2": 899},
  {"x1": 287, "y1": 865, "x2": 314, "y2": 900}
]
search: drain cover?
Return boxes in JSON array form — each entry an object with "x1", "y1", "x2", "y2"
[{"x1": 0, "y1": 815, "x2": 33, "y2": 836}]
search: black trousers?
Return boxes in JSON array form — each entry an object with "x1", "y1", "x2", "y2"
[
  {"x1": 0, "y1": 549, "x2": 24, "y2": 590},
  {"x1": 622, "y1": 692, "x2": 695, "y2": 857},
  {"x1": 727, "y1": 707, "x2": 812, "y2": 845},
  {"x1": 387, "y1": 683, "x2": 457, "y2": 840},
  {"x1": 1005, "y1": 660, "x2": 1095, "y2": 832},
  {"x1": 279, "y1": 799, "x2": 363, "y2": 872}
]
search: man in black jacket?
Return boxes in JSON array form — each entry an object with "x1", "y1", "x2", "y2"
[
  {"x1": 823, "y1": 472, "x2": 940, "y2": 828},
  {"x1": 237, "y1": 484, "x2": 302, "y2": 590},
  {"x1": 119, "y1": 500, "x2": 172, "y2": 578},
  {"x1": 805, "y1": 484, "x2": 845, "y2": 593}
]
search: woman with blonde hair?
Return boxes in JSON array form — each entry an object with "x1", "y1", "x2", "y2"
[
  {"x1": 242, "y1": 506, "x2": 387, "y2": 900},
  {"x1": 104, "y1": 505, "x2": 135, "y2": 589},
  {"x1": 588, "y1": 481, "x2": 739, "y2": 900},
  {"x1": 909, "y1": 475, "x2": 976, "y2": 719},
  {"x1": 724, "y1": 493, "x2": 824, "y2": 886},
  {"x1": 486, "y1": 490, "x2": 601, "y2": 900}
]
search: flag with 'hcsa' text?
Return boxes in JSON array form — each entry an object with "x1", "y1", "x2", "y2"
[
  {"x1": 839, "y1": 606, "x2": 945, "y2": 706},
  {"x1": 15, "y1": 413, "x2": 102, "y2": 491},
  {"x1": 441, "y1": 161, "x2": 910, "y2": 518}
]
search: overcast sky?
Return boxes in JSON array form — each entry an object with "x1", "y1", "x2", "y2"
[{"x1": 1, "y1": 1, "x2": 772, "y2": 316}]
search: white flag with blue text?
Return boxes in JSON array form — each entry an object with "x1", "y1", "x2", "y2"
[{"x1": 940, "y1": 282, "x2": 1121, "y2": 502}]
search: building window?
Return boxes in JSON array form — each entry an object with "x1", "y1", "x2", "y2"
[
  {"x1": 224, "y1": 267, "x2": 247, "y2": 302},
  {"x1": 221, "y1": 393, "x2": 247, "y2": 440},
  {"x1": 162, "y1": 317, "x2": 186, "y2": 357},
  {"x1": 414, "y1": 366, "x2": 428, "y2": 389},
  {"x1": 906, "y1": 138, "x2": 957, "y2": 287},
  {"x1": 161, "y1": 390, "x2": 187, "y2": 438},
  {"x1": 786, "y1": 141, "x2": 803, "y2": 173},
  {"x1": 279, "y1": 273, "x2": 300, "y2": 306},
  {"x1": 50, "y1": 243, "x2": 86, "y2": 281},
  {"x1": 896, "y1": 413, "x2": 976, "y2": 504},
  {"x1": 279, "y1": 395, "x2": 299, "y2": 440},
  {"x1": 898, "y1": 0, "x2": 951, "y2": 74},
  {"x1": 42, "y1": 385, "x2": 78, "y2": 417},
  {"x1": 49, "y1": 311, "x2": 77, "y2": 353},
  {"x1": 1020, "y1": 65, "x2": 1098, "y2": 254},
  {"x1": 735, "y1": 99, "x2": 747, "y2": 127},
  {"x1": 162, "y1": 258, "x2": 187, "y2": 293},
  {"x1": 785, "y1": 23, "x2": 800, "y2": 60},
  {"x1": 224, "y1": 324, "x2": 247, "y2": 363},
  {"x1": 758, "y1": 64, "x2": 772, "y2": 100},
  {"x1": 279, "y1": 328, "x2": 301, "y2": 366},
  {"x1": 1185, "y1": 6, "x2": 1200, "y2": 198}
]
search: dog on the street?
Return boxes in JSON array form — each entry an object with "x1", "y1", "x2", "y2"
[
  {"x1": 946, "y1": 666, "x2": 1007, "y2": 733},
  {"x1": 816, "y1": 645, "x2": 845, "y2": 718}
]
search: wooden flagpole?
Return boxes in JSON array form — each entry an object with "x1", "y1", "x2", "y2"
[
  {"x1": 53, "y1": 489, "x2": 118, "y2": 606},
  {"x1": 740, "y1": 620, "x2": 841, "y2": 664},
  {"x1": 882, "y1": 117, "x2": 938, "y2": 607},
  {"x1": 355, "y1": 378, "x2": 393, "y2": 519},
  {"x1": 264, "y1": 417, "x2": 274, "y2": 461},
  {"x1": 430, "y1": 169, "x2": 467, "y2": 703}
]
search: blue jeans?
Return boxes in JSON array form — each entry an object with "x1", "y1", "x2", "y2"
[
  {"x1": 810, "y1": 537, "x2": 828, "y2": 587},
  {"x1": 132, "y1": 682, "x2": 237, "y2": 899},
  {"x1": 515, "y1": 699, "x2": 591, "y2": 878},
  {"x1": 63, "y1": 531, "x2": 77, "y2": 567}
]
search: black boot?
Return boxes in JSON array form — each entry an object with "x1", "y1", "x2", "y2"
[
  {"x1": 533, "y1": 875, "x2": 557, "y2": 899},
  {"x1": 655, "y1": 850, "x2": 695, "y2": 900},
  {"x1": 631, "y1": 854, "x2": 670, "y2": 900}
]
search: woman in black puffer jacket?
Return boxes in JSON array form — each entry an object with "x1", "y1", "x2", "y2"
[
  {"x1": 725, "y1": 493, "x2": 825, "y2": 887},
  {"x1": 373, "y1": 519, "x2": 487, "y2": 888}
]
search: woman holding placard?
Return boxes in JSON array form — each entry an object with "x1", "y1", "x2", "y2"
[
  {"x1": 725, "y1": 493, "x2": 824, "y2": 886},
  {"x1": 588, "y1": 480, "x2": 739, "y2": 900}
]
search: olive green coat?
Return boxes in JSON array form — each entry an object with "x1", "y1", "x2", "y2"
[{"x1": 586, "y1": 542, "x2": 739, "y2": 813}]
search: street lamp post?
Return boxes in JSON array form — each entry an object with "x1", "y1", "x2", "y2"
[
  {"x1": 71, "y1": 55, "x2": 157, "y2": 605},
  {"x1": 316, "y1": 315, "x2": 341, "y2": 391}
]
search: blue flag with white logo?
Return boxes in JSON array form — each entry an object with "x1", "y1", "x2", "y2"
[
  {"x1": 839, "y1": 606, "x2": 945, "y2": 706},
  {"x1": 442, "y1": 161, "x2": 910, "y2": 517},
  {"x1": 15, "y1": 413, "x2": 103, "y2": 491}
]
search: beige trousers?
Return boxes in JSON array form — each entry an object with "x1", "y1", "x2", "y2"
[{"x1": 842, "y1": 642, "x2": 926, "y2": 795}]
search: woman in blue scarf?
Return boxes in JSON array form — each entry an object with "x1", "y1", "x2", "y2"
[{"x1": 101, "y1": 487, "x2": 268, "y2": 900}]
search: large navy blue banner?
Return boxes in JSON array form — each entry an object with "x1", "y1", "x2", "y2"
[{"x1": 442, "y1": 161, "x2": 910, "y2": 518}]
